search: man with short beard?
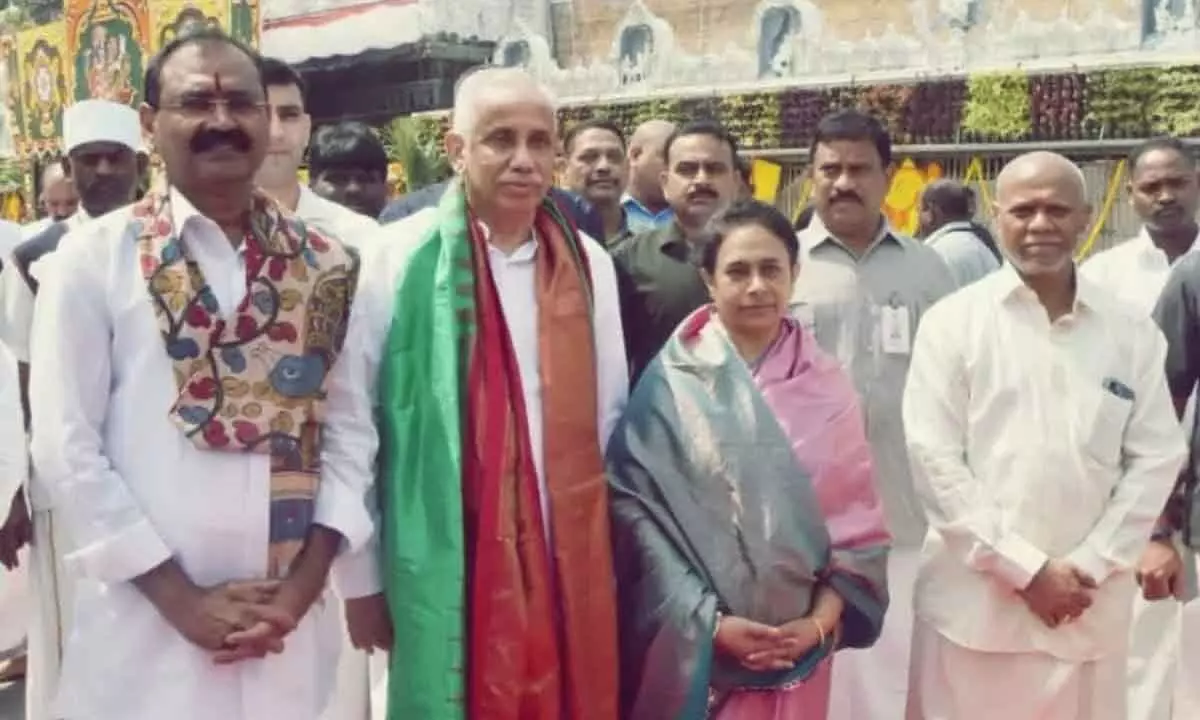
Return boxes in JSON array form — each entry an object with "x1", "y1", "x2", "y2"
[
  {"x1": 560, "y1": 118, "x2": 629, "y2": 244},
  {"x1": 613, "y1": 119, "x2": 740, "y2": 380},
  {"x1": 28, "y1": 30, "x2": 378, "y2": 719},
  {"x1": 1083, "y1": 136, "x2": 1200, "y2": 720}
]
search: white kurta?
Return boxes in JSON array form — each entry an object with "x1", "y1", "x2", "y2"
[
  {"x1": 0, "y1": 340, "x2": 28, "y2": 657},
  {"x1": 285, "y1": 185, "x2": 389, "y2": 720},
  {"x1": 354, "y1": 206, "x2": 628, "y2": 720},
  {"x1": 10, "y1": 209, "x2": 93, "y2": 720},
  {"x1": 902, "y1": 264, "x2": 1187, "y2": 718},
  {"x1": 1082, "y1": 229, "x2": 1200, "y2": 720},
  {"x1": 27, "y1": 191, "x2": 381, "y2": 720}
]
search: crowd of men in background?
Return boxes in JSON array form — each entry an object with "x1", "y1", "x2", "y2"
[{"x1": 0, "y1": 24, "x2": 1193, "y2": 720}]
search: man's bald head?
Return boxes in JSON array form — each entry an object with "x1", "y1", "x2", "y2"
[
  {"x1": 993, "y1": 151, "x2": 1091, "y2": 281},
  {"x1": 450, "y1": 67, "x2": 556, "y2": 139},
  {"x1": 996, "y1": 151, "x2": 1087, "y2": 206},
  {"x1": 40, "y1": 160, "x2": 77, "y2": 221},
  {"x1": 626, "y1": 119, "x2": 676, "y2": 207},
  {"x1": 629, "y1": 120, "x2": 675, "y2": 152}
]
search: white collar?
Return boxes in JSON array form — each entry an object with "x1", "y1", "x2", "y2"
[
  {"x1": 474, "y1": 218, "x2": 538, "y2": 261},
  {"x1": 1133, "y1": 225, "x2": 1200, "y2": 261},
  {"x1": 168, "y1": 186, "x2": 210, "y2": 236},
  {"x1": 65, "y1": 207, "x2": 91, "y2": 229}
]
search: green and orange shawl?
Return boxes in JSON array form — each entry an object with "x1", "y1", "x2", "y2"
[{"x1": 377, "y1": 181, "x2": 619, "y2": 720}]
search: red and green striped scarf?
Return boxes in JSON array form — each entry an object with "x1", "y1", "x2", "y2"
[{"x1": 377, "y1": 181, "x2": 619, "y2": 719}]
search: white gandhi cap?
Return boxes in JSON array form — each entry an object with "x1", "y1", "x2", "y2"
[{"x1": 62, "y1": 99, "x2": 144, "y2": 155}]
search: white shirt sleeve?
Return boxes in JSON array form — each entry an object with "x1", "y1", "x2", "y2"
[
  {"x1": 28, "y1": 231, "x2": 173, "y2": 583},
  {"x1": 0, "y1": 262, "x2": 34, "y2": 364},
  {"x1": 903, "y1": 300, "x2": 1050, "y2": 590},
  {"x1": 323, "y1": 233, "x2": 399, "y2": 599},
  {"x1": 582, "y1": 234, "x2": 629, "y2": 450},
  {"x1": 1065, "y1": 321, "x2": 1187, "y2": 582},
  {"x1": 316, "y1": 254, "x2": 384, "y2": 598},
  {"x1": 0, "y1": 342, "x2": 26, "y2": 507}
]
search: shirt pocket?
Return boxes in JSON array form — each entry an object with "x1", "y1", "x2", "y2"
[{"x1": 1082, "y1": 386, "x2": 1134, "y2": 467}]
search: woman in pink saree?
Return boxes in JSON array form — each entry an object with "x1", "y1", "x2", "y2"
[{"x1": 607, "y1": 200, "x2": 891, "y2": 719}]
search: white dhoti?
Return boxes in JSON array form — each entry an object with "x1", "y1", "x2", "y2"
[
  {"x1": 827, "y1": 547, "x2": 920, "y2": 720},
  {"x1": 318, "y1": 600, "x2": 389, "y2": 720},
  {"x1": 319, "y1": 613, "x2": 368, "y2": 720},
  {"x1": 906, "y1": 620, "x2": 1126, "y2": 720},
  {"x1": 1176, "y1": 551, "x2": 1200, "y2": 717},
  {"x1": 1126, "y1": 595, "x2": 1181, "y2": 720},
  {"x1": 0, "y1": 546, "x2": 29, "y2": 659},
  {"x1": 26, "y1": 507, "x2": 72, "y2": 720}
]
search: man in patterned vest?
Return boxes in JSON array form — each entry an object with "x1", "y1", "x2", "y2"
[{"x1": 26, "y1": 29, "x2": 379, "y2": 720}]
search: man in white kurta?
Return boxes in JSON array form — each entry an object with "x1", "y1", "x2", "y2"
[
  {"x1": 903, "y1": 151, "x2": 1186, "y2": 720},
  {"x1": 254, "y1": 55, "x2": 383, "y2": 720},
  {"x1": 0, "y1": 340, "x2": 28, "y2": 676},
  {"x1": 27, "y1": 32, "x2": 379, "y2": 720},
  {"x1": 1081, "y1": 136, "x2": 1200, "y2": 720},
  {"x1": 349, "y1": 66, "x2": 628, "y2": 717},
  {"x1": 5, "y1": 99, "x2": 147, "y2": 720}
]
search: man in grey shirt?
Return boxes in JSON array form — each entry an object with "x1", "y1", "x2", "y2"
[
  {"x1": 789, "y1": 110, "x2": 956, "y2": 720},
  {"x1": 918, "y1": 179, "x2": 1002, "y2": 287}
]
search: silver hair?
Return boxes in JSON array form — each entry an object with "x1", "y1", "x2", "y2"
[{"x1": 450, "y1": 66, "x2": 557, "y2": 138}]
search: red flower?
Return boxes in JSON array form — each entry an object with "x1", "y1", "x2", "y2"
[
  {"x1": 265, "y1": 321, "x2": 298, "y2": 343},
  {"x1": 244, "y1": 252, "x2": 264, "y2": 279},
  {"x1": 202, "y1": 420, "x2": 230, "y2": 448},
  {"x1": 154, "y1": 218, "x2": 172, "y2": 237},
  {"x1": 233, "y1": 420, "x2": 260, "y2": 446},
  {"x1": 236, "y1": 315, "x2": 258, "y2": 340},
  {"x1": 308, "y1": 233, "x2": 329, "y2": 252},
  {"x1": 184, "y1": 304, "x2": 212, "y2": 328},
  {"x1": 267, "y1": 256, "x2": 289, "y2": 282},
  {"x1": 186, "y1": 377, "x2": 218, "y2": 400},
  {"x1": 140, "y1": 255, "x2": 158, "y2": 276}
]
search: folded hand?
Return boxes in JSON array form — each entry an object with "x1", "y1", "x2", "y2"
[
  {"x1": 1019, "y1": 560, "x2": 1097, "y2": 628},
  {"x1": 1137, "y1": 539, "x2": 1183, "y2": 602}
]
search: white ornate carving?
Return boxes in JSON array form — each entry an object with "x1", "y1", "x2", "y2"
[
  {"x1": 492, "y1": 22, "x2": 557, "y2": 79},
  {"x1": 609, "y1": 0, "x2": 675, "y2": 89},
  {"x1": 749, "y1": 0, "x2": 822, "y2": 78}
]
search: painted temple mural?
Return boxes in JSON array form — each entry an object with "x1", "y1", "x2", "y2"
[
  {"x1": 66, "y1": 0, "x2": 149, "y2": 105},
  {"x1": 486, "y1": 0, "x2": 1200, "y2": 102},
  {"x1": 18, "y1": 24, "x2": 68, "y2": 149},
  {"x1": 0, "y1": 0, "x2": 257, "y2": 159}
]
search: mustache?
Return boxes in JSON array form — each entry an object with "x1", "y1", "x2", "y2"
[
  {"x1": 687, "y1": 186, "x2": 717, "y2": 200},
  {"x1": 830, "y1": 191, "x2": 862, "y2": 204},
  {"x1": 190, "y1": 128, "x2": 252, "y2": 153}
]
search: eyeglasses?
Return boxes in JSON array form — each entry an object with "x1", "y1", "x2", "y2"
[{"x1": 158, "y1": 96, "x2": 267, "y2": 119}]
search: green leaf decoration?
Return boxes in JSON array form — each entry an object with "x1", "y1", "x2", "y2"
[
  {"x1": 1085, "y1": 68, "x2": 1158, "y2": 139},
  {"x1": 718, "y1": 92, "x2": 781, "y2": 151},
  {"x1": 1149, "y1": 65, "x2": 1200, "y2": 137},
  {"x1": 962, "y1": 71, "x2": 1031, "y2": 140}
]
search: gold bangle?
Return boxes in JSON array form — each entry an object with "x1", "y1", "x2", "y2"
[{"x1": 810, "y1": 618, "x2": 826, "y2": 647}]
